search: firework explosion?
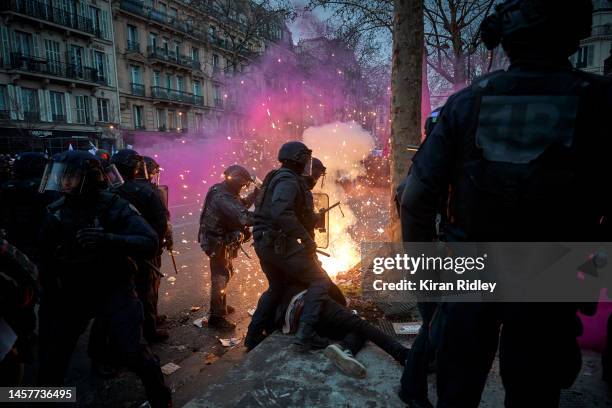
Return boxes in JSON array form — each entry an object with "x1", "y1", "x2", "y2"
[{"x1": 133, "y1": 40, "x2": 392, "y2": 279}]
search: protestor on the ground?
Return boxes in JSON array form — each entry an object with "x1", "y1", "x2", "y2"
[
  {"x1": 0, "y1": 152, "x2": 54, "y2": 262},
  {"x1": 198, "y1": 164, "x2": 259, "y2": 330},
  {"x1": 399, "y1": 0, "x2": 610, "y2": 406},
  {"x1": 246, "y1": 142, "x2": 343, "y2": 352},
  {"x1": 274, "y1": 283, "x2": 409, "y2": 378},
  {"x1": 37, "y1": 150, "x2": 172, "y2": 408},
  {"x1": 0, "y1": 239, "x2": 38, "y2": 386},
  {"x1": 109, "y1": 149, "x2": 169, "y2": 343}
]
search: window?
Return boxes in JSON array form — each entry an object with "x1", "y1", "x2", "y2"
[
  {"x1": 212, "y1": 54, "x2": 219, "y2": 71},
  {"x1": 44, "y1": 39, "x2": 61, "y2": 75},
  {"x1": 162, "y1": 37, "x2": 169, "y2": 53},
  {"x1": 133, "y1": 105, "x2": 144, "y2": 129},
  {"x1": 195, "y1": 113, "x2": 203, "y2": 131},
  {"x1": 193, "y1": 80, "x2": 201, "y2": 96},
  {"x1": 176, "y1": 76, "x2": 184, "y2": 92},
  {"x1": 168, "y1": 110, "x2": 176, "y2": 129},
  {"x1": 14, "y1": 31, "x2": 33, "y2": 56},
  {"x1": 128, "y1": 25, "x2": 139, "y2": 51},
  {"x1": 0, "y1": 86, "x2": 8, "y2": 118},
  {"x1": 158, "y1": 2, "x2": 167, "y2": 15},
  {"x1": 169, "y1": 7, "x2": 178, "y2": 20},
  {"x1": 213, "y1": 84, "x2": 222, "y2": 107},
  {"x1": 208, "y1": 26, "x2": 216, "y2": 40},
  {"x1": 130, "y1": 65, "x2": 142, "y2": 84},
  {"x1": 93, "y1": 51, "x2": 107, "y2": 83},
  {"x1": 97, "y1": 98, "x2": 110, "y2": 122},
  {"x1": 191, "y1": 47, "x2": 199, "y2": 62},
  {"x1": 174, "y1": 41, "x2": 181, "y2": 56},
  {"x1": 575, "y1": 45, "x2": 594, "y2": 68},
  {"x1": 50, "y1": 91, "x2": 65, "y2": 122},
  {"x1": 69, "y1": 45, "x2": 84, "y2": 77},
  {"x1": 149, "y1": 33, "x2": 158, "y2": 49},
  {"x1": 153, "y1": 70, "x2": 161, "y2": 87},
  {"x1": 75, "y1": 95, "x2": 91, "y2": 124},
  {"x1": 156, "y1": 108, "x2": 166, "y2": 129},
  {"x1": 90, "y1": 6, "x2": 109, "y2": 39},
  {"x1": 20, "y1": 87, "x2": 39, "y2": 119},
  {"x1": 165, "y1": 73, "x2": 172, "y2": 89}
]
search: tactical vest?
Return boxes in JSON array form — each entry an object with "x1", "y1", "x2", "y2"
[
  {"x1": 253, "y1": 168, "x2": 309, "y2": 233},
  {"x1": 450, "y1": 67, "x2": 610, "y2": 241}
]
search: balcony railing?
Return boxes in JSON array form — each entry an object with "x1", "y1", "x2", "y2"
[
  {"x1": 127, "y1": 40, "x2": 141, "y2": 52},
  {"x1": 147, "y1": 45, "x2": 200, "y2": 70},
  {"x1": 120, "y1": 0, "x2": 190, "y2": 33},
  {"x1": 131, "y1": 82, "x2": 145, "y2": 96},
  {"x1": 0, "y1": 0, "x2": 94, "y2": 35},
  {"x1": 6, "y1": 53, "x2": 104, "y2": 84},
  {"x1": 151, "y1": 86, "x2": 203, "y2": 106},
  {"x1": 52, "y1": 113, "x2": 66, "y2": 123},
  {"x1": 23, "y1": 111, "x2": 39, "y2": 121},
  {"x1": 0, "y1": 110, "x2": 9, "y2": 119}
]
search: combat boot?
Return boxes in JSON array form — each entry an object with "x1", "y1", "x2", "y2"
[{"x1": 293, "y1": 323, "x2": 329, "y2": 351}]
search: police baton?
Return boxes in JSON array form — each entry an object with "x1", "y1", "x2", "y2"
[{"x1": 319, "y1": 201, "x2": 342, "y2": 217}]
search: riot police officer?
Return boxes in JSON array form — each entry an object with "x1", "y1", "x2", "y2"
[
  {"x1": 143, "y1": 155, "x2": 172, "y2": 325},
  {"x1": 198, "y1": 165, "x2": 257, "y2": 330},
  {"x1": 37, "y1": 150, "x2": 171, "y2": 408},
  {"x1": 247, "y1": 142, "x2": 335, "y2": 351},
  {"x1": 303, "y1": 157, "x2": 327, "y2": 238},
  {"x1": 109, "y1": 149, "x2": 169, "y2": 342},
  {"x1": 0, "y1": 152, "x2": 53, "y2": 262},
  {"x1": 400, "y1": 1, "x2": 609, "y2": 406}
]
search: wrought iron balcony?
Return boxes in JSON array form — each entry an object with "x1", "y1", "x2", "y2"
[
  {"x1": 151, "y1": 86, "x2": 203, "y2": 106},
  {"x1": 120, "y1": 0, "x2": 189, "y2": 33},
  {"x1": 0, "y1": 0, "x2": 94, "y2": 35},
  {"x1": 23, "y1": 111, "x2": 39, "y2": 121},
  {"x1": 131, "y1": 82, "x2": 145, "y2": 96},
  {"x1": 52, "y1": 113, "x2": 66, "y2": 123},
  {"x1": 127, "y1": 40, "x2": 141, "y2": 52},
  {"x1": 6, "y1": 53, "x2": 104, "y2": 85},
  {"x1": 147, "y1": 45, "x2": 201, "y2": 70}
]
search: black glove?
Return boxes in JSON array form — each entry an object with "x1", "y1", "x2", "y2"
[{"x1": 76, "y1": 228, "x2": 111, "y2": 249}]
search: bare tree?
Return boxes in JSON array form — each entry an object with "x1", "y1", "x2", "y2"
[
  {"x1": 424, "y1": 0, "x2": 499, "y2": 92},
  {"x1": 189, "y1": 0, "x2": 295, "y2": 74}
]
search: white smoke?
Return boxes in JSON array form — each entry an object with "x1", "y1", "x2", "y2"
[{"x1": 303, "y1": 121, "x2": 375, "y2": 277}]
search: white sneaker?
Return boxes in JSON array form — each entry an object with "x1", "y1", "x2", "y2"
[{"x1": 323, "y1": 344, "x2": 367, "y2": 379}]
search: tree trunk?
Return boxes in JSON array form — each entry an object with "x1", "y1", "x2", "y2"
[{"x1": 389, "y1": 0, "x2": 423, "y2": 242}]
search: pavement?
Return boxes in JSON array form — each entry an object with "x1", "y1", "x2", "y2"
[{"x1": 183, "y1": 333, "x2": 612, "y2": 408}]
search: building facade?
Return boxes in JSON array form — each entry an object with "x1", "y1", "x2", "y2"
[
  {"x1": 113, "y1": 0, "x2": 273, "y2": 147},
  {"x1": 572, "y1": 0, "x2": 612, "y2": 75},
  {"x1": 0, "y1": 0, "x2": 121, "y2": 154}
]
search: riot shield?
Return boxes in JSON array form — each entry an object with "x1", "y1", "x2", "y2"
[
  {"x1": 312, "y1": 192, "x2": 329, "y2": 249},
  {"x1": 158, "y1": 185, "x2": 169, "y2": 210}
]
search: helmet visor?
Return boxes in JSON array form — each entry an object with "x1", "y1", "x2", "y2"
[
  {"x1": 302, "y1": 156, "x2": 312, "y2": 177},
  {"x1": 105, "y1": 164, "x2": 124, "y2": 189},
  {"x1": 39, "y1": 162, "x2": 85, "y2": 194},
  {"x1": 135, "y1": 157, "x2": 149, "y2": 180}
]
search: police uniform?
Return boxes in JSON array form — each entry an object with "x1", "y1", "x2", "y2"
[
  {"x1": 199, "y1": 182, "x2": 255, "y2": 320},
  {"x1": 401, "y1": 37, "x2": 611, "y2": 408},
  {"x1": 248, "y1": 166, "x2": 334, "y2": 346},
  {"x1": 111, "y1": 179, "x2": 168, "y2": 339},
  {"x1": 37, "y1": 151, "x2": 171, "y2": 407}
]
